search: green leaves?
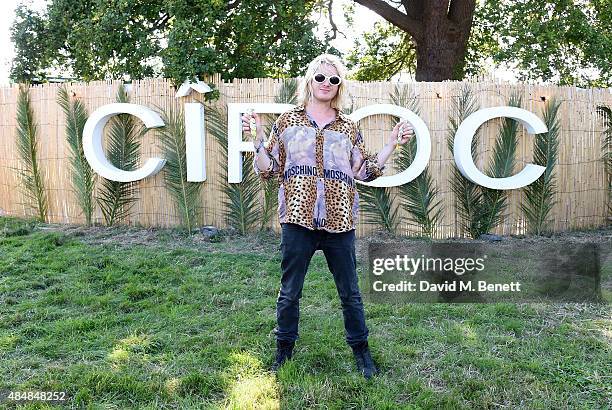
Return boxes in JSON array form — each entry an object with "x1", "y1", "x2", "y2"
[
  {"x1": 354, "y1": 94, "x2": 400, "y2": 233},
  {"x1": 97, "y1": 85, "x2": 143, "y2": 226},
  {"x1": 11, "y1": 0, "x2": 330, "y2": 84},
  {"x1": 10, "y1": 5, "x2": 50, "y2": 83},
  {"x1": 15, "y1": 84, "x2": 47, "y2": 222},
  {"x1": 346, "y1": 22, "x2": 417, "y2": 81},
  {"x1": 156, "y1": 104, "x2": 203, "y2": 234},
  {"x1": 598, "y1": 105, "x2": 612, "y2": 176},
  {"x1": 478, "y1": 93, "x2": 522, "y2": 236},
  {"x1": 258, "y1": 79, "x2": 298, "y2": 231},
  {"x1": 275, "y1": 78, "x2": 298, "y2": 106},
  {"x1": 447, "y1": 86, "x2": 483, "y2": 238},
  {"x1": 446, "y1": 88, "x2": 522, "y2": 238},
  {"x1": 596, "y1": 105, "x2": 612, "y2": 217},
  {"x1": 521, "y1": 99, "x2": 561, "y2": 235},
  {"x1": 57, "y1": 85, "x2": 96, "y2": 226},
  {"x1": 207, "y1": 102, "x2": 260, "y2": 235},
  {"x1": 474, "y1": 0, "x2": 611, "y2": 87},
  {"x1": 164, "y1": 0, "x2": 330, "y2": 82},
  {"x1": 345, "y1": 1, "x2": 610, "y2": 87},
  {"x1": 357, "y1": 84, "x2": 444, "y2": 237},
  {"x1": 206, "y1": 78, "x2": 300, "y2": 235},
  {"x1": 356, "y1": 184, "x2": 400, "y2": 234},
  {"x1": 392, "y1": 84, "x2": 442, "y2": 237},
  {"x1": 223, "y1": 161, "x2": 261, "y2": 235}
]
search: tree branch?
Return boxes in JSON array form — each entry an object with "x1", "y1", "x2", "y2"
[
  {"x1": 152, "y1": 13, "x2": 170, "y2": 30},
  {"x1": 227, "y1": 0, "x2": 240, "y2": 12},
  {"x1": 353, "y1": 0, "x2": 422, "y2": 40},
  {"x1": 327, "y1": 0, "x2": 346, "y2": 40},
  {"x1": 384, "y1": 37, "x2": 415, "y2": 79},
  {"x1": 271, "y1": 30, "x2": 283, "y2": 45}
]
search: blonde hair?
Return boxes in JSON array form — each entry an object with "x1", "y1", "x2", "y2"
[{"x1": 298, "y1": 53, "x2": 348, "y2": 111}]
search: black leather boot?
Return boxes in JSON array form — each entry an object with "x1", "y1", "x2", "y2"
[
  {"x1": 351, "y1": 341, "x2": 380, "y2": 379},
  {"x1": 271, "y1": 339, "x2": 294, "y2": 371}
]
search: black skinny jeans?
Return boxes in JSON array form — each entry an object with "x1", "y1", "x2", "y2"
[{"x1": 274, "y1": 222, "x2": 369, "y2": 348}]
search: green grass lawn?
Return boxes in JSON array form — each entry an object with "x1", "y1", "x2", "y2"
[{"x1": 0, "y1": 216, "x2": 610, "y2": 409}]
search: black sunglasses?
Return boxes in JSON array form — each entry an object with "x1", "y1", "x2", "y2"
[{"x1": 313, "y1": 73, "x2": 342, "y2": 86}]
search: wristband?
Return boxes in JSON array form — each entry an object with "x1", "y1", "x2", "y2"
[
  {"x1": 255, "y1": 139, "x2": 265, "y2": 153},
  {"x1": 396, "y1": 123, "x2": 404, "y2": 146},
  {"x1": 248, "y1": 109, "x2": 257, "y2": 140}
]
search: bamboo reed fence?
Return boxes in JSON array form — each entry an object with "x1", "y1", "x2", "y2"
[{"x1": 0, "y1": 76, "x2": 610, "y2": 238}]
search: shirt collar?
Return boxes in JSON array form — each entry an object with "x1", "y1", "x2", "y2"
[{"x1": 297, "y1": 104, "x2": 347, "y2": 128}]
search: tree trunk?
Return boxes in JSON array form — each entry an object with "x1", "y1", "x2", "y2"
[
  {"x1": 415, "y1": 41, "x2": 461, "y2": 81},
  {"x1": 414, "y1": 0, "x2": 474, "y2": 81},
  {"x1": 353, "y1": 0, "x2": 476, "y2": 82}
]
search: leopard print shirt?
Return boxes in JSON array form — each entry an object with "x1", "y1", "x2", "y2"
[{"x1": 253, "y1": 104, "x2": 386, "y2": 233}]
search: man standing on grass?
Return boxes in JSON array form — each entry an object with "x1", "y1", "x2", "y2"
[{"x1": 242, "y1": 54, "x2": 414, "y2": 379}]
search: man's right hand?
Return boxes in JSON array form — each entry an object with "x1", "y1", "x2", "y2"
[{"x1": 241, "y1": 112, "x2": 264, "y2": 142}]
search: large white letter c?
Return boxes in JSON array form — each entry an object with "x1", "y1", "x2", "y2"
[
  {"x1": 453, "y1": 107, "x2": 548, "y2": 190},
  {"x1": 83, "y1": 103, "x2": 166, "y2": 182}
]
